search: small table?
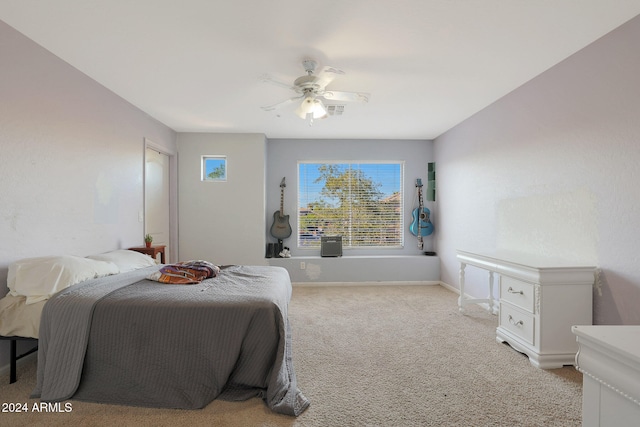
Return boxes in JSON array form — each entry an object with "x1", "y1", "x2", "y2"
[{"x1": 129, "y1": 245, "x2": 166, "y2": 264}]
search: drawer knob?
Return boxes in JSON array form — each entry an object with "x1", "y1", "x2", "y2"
[
  {"x1": 507, "y1": 287, "x2": 523, "y2": 295},
  {"x1": 508, "y1": 315, "x2": 524, "y2": 327}
]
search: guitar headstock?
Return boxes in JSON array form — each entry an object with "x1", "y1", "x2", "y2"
[
  {"x1": 416, "y1": 178, "x2": 423, "y2": 187},
  {"x1": 280, "y1": 177, "x2": 286, "y2": 188}
]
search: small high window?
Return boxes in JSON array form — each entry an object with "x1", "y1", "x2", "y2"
[{"x1": 202, "y1": 156, "x2": 227, "y2": 182}]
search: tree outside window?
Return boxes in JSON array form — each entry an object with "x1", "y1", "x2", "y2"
[
  {"x1": 298, "y1": 162, "x2": 403, "y2": 248},
  {"x1": 202, "y1": 156, "x2": 227, "y2": 182}
]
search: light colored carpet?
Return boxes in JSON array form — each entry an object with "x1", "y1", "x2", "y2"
[{"x1": 0, "y1": 285, "x2": 582, "y2": 426}]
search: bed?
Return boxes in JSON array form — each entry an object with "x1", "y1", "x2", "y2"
[{"x1": 0, "y1": 251, "x2": 309, "y2": 416}]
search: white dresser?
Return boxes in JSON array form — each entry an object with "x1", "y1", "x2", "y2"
[
  {"x1": 573, "y1": 325, "x2": 640, "y2": 427},
  {"x1": 457, "y1": 250, "x2": 595, "y2": 368}
]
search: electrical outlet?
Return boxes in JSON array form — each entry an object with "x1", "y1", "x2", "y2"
[{"x1": 300, "y1": 261, "x2": 306, "y2": 270}]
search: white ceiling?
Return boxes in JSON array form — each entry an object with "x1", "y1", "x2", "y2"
[{"x1": 2, "y1": 1, "x2": 640, "y2": 140}]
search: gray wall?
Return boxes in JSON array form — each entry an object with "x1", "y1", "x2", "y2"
[
  {"x1": 435, "y1": 15, "x2": 640, "y2": 325},
  {"x1": 266, "y1": 139, "x2": 435, "y2": 255},
  {"x1": 177, "y1": 133, "x2": 268, "y2": 266},
  {"x1": 175, "y1": 137, "x2": 439, "y2": 283},
  {"x1": 266, "y1": 139, "x2": 437, "y2": 282},
  {"x1": 0, "y1": 20, "x2": 177, "y2": 366}
]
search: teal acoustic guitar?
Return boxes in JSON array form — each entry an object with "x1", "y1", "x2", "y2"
[
  {"x1": 409, "y1": 178, "x2": 434, "y2": 248},
  {"x1": 270, "y1": 177, "x2": 292, "y2": 239}
]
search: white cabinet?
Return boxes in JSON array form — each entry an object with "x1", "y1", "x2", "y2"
[
  {"x1": 573, "y1": 326, "x2": 640, "y2": 427},
  {"x1": 457, "y1": 250, "x2": 595, "y2": 369}
]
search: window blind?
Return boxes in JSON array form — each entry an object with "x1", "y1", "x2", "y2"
[{"x1": 298, "y1": 162, "x2": 403, "y2": 248}]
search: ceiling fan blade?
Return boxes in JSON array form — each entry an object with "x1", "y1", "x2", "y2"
[
  {"x1": 261, "y1": 95, "x2": 304, "y2": 112},
  {"x1": 314, "y1": 66, "x2": 345, "y2": 89},
  {"x1": 258, "y1": 74, "x2": 294, "y2": 90},
  {"x1": 322, "y1": 90, "x2": 370, "y2": 103}
]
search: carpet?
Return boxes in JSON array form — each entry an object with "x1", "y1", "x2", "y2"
[{"x1": 0, "y1": 285, "x2": 582, "y2": 426}]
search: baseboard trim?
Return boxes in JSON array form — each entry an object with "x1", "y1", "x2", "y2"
[
  {"x1": 439, "y1": 280, "x2": 497, "y2": 314},
  {"x1": 293, "y1": 280, "x2": 441, "y2": 287},
  {"x1": 439, "y1": 280, "x2": 459, "y2": 294}
]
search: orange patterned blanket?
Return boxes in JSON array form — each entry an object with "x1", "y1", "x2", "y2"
[{"x1": 147, "y1": 260, "x2": 220, "y2": 284}]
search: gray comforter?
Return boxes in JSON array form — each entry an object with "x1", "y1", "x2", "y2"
[{"x1": 31, "y1": 265, "x2": 309, "y2": 416}]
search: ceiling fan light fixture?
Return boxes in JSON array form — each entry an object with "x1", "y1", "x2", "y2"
[
  {"x1": 262, "y1": 58, "x2": 367, "y2": 122},
  {"x1": 296, "y1": 95, "x2": 327, "y2": 120},
  {"x1": 311, "y1": 98, "x2": 328, "y2": 119}
]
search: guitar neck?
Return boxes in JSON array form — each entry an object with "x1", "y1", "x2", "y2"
[{"x1": 280, "y1": 187, "x2": 284, "y2": 214}]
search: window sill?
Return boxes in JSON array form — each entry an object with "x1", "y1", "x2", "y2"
[{"x1": 267, "y1": 254, "x2": 440, "y2": 282}]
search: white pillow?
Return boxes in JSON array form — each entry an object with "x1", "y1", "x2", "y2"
[
  {"x1": 8, "y1": 255, "x2": 119, "y2": 305},
  {"x1": 87, "y1": 249, "x2": 157, "y2": 273}
]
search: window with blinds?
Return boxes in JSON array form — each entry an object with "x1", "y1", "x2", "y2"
[{"x1": 298, "y1": 162, "x2": 404, "y2": 249}]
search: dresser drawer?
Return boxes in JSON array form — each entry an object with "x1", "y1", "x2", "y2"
[
  {"x1": 500, "y1": 303, "x2": 535, "y2": 346},
  {"x1": 500, "y1": 276, "x2": 535, "y2": 313}
]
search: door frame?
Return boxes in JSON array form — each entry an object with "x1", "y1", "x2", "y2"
[{"x1": 144, "y1": 138, "x2": 178, "y2": 263}]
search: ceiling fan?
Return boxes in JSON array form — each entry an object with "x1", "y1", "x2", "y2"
[{"x1": 260, "y1": 59, "x2": 369, "y2": 124}]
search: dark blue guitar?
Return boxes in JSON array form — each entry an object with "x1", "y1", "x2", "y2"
[{"x1": 409, "y1": 178, "x2": 434, "y2": 248}]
